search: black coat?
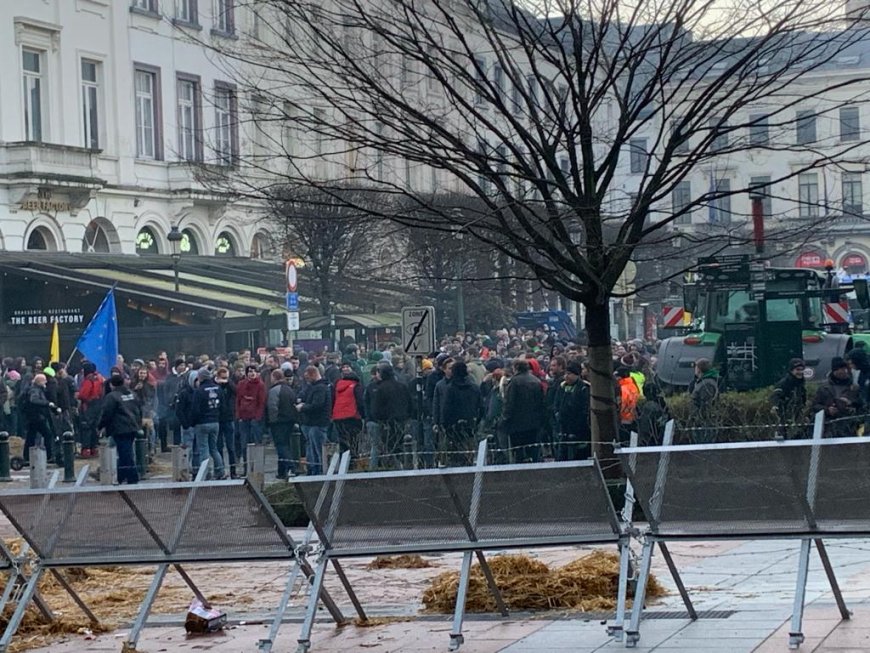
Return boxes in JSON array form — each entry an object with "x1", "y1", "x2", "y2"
[
  {"x1": 502, "y1": 372, "x2": 546, "y2": 435},
  {"x1": 554, "y1": 381, "x2": 590, "y2": 437},
  {"x1": 99, "y1": 388, "x2": 142, "y2": 436},
  {"x1": 440, "y1": 376, "x2": 481, "y2": 428},
  {"x1": 298, "y1": 379, "x2": 332, "y2": 427},
  {"x1": 216, "y1": 378, "x2": 236, "y2": 422},
  {"x1": 771, "y1": 374, "x2": 807, "y2": 423},
  {"x1": 371, "y1": 377, "x2": 412, "y2": 422}
]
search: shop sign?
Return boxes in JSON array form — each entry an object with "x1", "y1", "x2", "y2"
[
  {"x1": 8, "y1": 307, "x2": 85, "y2": 327},
  {"x1": 18, "y1": 188, "x2": 72, "y2": 213}
]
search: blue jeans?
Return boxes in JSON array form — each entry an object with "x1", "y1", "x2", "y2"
[
  {"x1": 237, "y1": 419, "x2": 263, "y2": 462},
  {"x1": 366, "y1": 421, "x2": 382, "y2": 470},
  {"x1": 181, "y1": 426, "x2": 197, "y2": 470},
  {"x1": 301, "y1": 425, "x2": 328, "y2": 475},
  {"x1": 114, "y1": 432, "x2": 139, "y2": 485},
  {"x1": 194, "y1": 422, "x2": 224, "y2": 478}
]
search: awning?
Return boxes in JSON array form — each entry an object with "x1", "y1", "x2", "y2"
[{"x1": 300, "y1": 312, "x2": 403, "y2": 330}]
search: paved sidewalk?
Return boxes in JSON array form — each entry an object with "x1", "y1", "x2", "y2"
[{"x1": 24, "y1": 538, "x2": 870, "y2": 653}]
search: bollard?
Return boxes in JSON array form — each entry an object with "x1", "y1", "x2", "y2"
[
  {"x1": 0, "y1": 432, "x2": 11, "y2": 482},
  {"x1": 172, "y1": 445, "x2": 191, "y2": 482},
  {"x1": 247, "y1": 443, "x2": 265, "y2": 490},
  {"x1": 62, "y1": 431, "x2": 76, "y2": 483},
  {"x1": 135, "y1": 431, "x2": 148, "y2": 479},
  {"x1": 402, "y1": 433, "x2": 414, "y2": 470},
  {"x1": 29, "y1": 447, "x2": 47, "y2": 489},
  {"x1": 98, "y1": 438, "x2": 117, "y2": 485}
]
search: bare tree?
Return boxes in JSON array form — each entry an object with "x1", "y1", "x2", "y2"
[
  {"x1": 268, "y1": 185, "x2": 376, "y2": 317},
  {"x1": 209, "y1": 0, "x2": 870, "y2": 447}
]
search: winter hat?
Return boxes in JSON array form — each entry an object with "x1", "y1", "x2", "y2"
[
  {"x1": 43, "y1": 367, "x2": 55, "y2": 378},
  {"x1": 82, "y1": 362, "x2": 97, "y2": 375},
  {"x1": 566, "y1": 360, "x2": 583, "y2": 376},
  {"x1": 435, "y1": 353, "x2": 450, "y2": 368},
  {"x1": 370, "y1": 351, "x2": 384, "y2": 362},
  {"x1": 280, "y1": 361, "x2": 293, "y2": 372},
  {"x1": 788, "y1": 358, "x2": 807, "y2": 371},
  {"x1": 831, "y1": 357, "x2": 849, "y2": 371},
  {"x1": 197, "y1": 367, "x2": 213, "y2": 381},
  {"x1": 846, "y1": 348, "x2": 870, "y2": 370},
  {"x1": 421, "y1": 358, "x2": 434, "y2": 371},
  {"x1": 6, "y1": 370, "x2": 20, "y2": 382},
  {"x1": 484, "y1": 359, "x2": 502, "y2": 372},
  {"x1": 110, "y1": 374, "x2": 125, "y2": 387}
]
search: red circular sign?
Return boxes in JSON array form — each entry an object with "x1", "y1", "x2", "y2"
[
  {"x1": 842, "y1": 253, "x2": 868, "y2": 271},
  {"x1": 286, "y1": 261, "x2": 298, "y2": 292},
  {"x1": 795, "y1": 251, "x2": 826, "y2": 269}
]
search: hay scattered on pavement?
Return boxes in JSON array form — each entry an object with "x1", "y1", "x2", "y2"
[
  {"x1": 353, "y1": 616, "x2": 415, "y2": 627},
  {"x1": 422, "y1": 551, "x2": 665, "y2": 613},
  {"x1": 366, "y1": 555, "x2": 434, "y2": 570}
]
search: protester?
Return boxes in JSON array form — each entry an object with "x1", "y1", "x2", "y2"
[
  {"x1": 297, "y1": 365, "x2": 331, "y2": 475},
  {"x1": 266, "y1": 368, "x2": 299, "y2": 478},
  {"x1": 99, "y1": 374, "x2": 142, "y2": 485}
]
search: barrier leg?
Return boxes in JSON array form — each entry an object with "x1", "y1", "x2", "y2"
[
  {"x1": 330, "y1": 559, "x2": 366, "y2": 620},
  {"x1": 789, "y1": 539, "x2": 812, "y2": 649},
  {"x1": 259, "y1": 561, "x2": 305, "y2": 653},
  {"x1": 474, "y1": 550, "x2": 508, "y2": 617},
  {"x1": 625, "y1": 539, "x2": 655, "y2": 648},
  {"x1": 658, "y1": 542, "x2": 696, "y2": 620},
  {"x1": 297, "y1": 556, "x2": 329, "y2": 653},
  {"x1": 123, "y1": 563, "x2": 169, "y2": 653},
  {"x1": 172, "y1": 565, "x2": 210, "y2": 608},
  {"x1": 449, "y1": 551, "x2": 474, "y2": 651},
  {"x1": 814, "y1": 539, "x2": 850, "y2": 621},
  {"x1": 0, "y1": 565, "x2": 44, "y2": 653},
  {"x1": 48, "y1": 569, "x2": 99, "y2": 624},
  {"x1": 608, "y1": 536, "x2": 633, "y2": 640}
]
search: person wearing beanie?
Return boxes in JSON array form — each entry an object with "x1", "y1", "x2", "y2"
[
  {"x1": 771, "y1": 358, "x2": 807, "y2": 438},
  {"x1": 812, "y1": 356, "x2": 864, "y2": 436},
  {"x1": 421, "y1": 358, "x2": 434, "y2": 371},
  {"x1": 554, "y1": 360, "x2": 591, "y2": 458},
  {"x1": 438, "y1": 360, "x2": 481, "y2": 463},
  {"x1": 846, "y1": 348, "x2": 870, "y2": 407},
  {"x1": 98, "y1": 374, "x2": 142, "y2": 484},
  {"x1": 235, "y1": 365, "x2": 266, "y2": 470}
]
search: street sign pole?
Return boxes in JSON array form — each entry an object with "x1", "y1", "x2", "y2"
[
  {"x1": 402, "y1": 305, "x2": 436, "y2": 470},
  {"x1": 285, "y1": 261, "x2": 300, "y2": 352}
]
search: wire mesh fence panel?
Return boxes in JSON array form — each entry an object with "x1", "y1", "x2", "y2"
[
  {"x1": 807, "y1": 438, "x2": 870, "y2": 534},
  {"x1": 621, "y1": 441, "x2": 815, "y2": 538},
  {"x1": 291, "y1": 461, "x2": 619, "y2": 556},
  {"x1": 0, "y1": 481, "x2": 292, "y2": 566}
]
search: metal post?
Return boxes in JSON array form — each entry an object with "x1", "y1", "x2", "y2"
[
  {"x1": 61, "y1": 432, "x2": 76, "y2": 483},
  {"x1": 625, "y1": 539, "x2": 655, "y2": 648},
  {"x1": 135, "y1": 430, "x2": 148, "y2": 479},
  {"x1": 0, "y1": 564, "x2": 45, "y2": 653},
  {"x1": 172, "y1": 445, "x2": 190, "y2": 482},
  {"x1": 0, "y1": 432, "x2": 10, "y2": 482},
  {"x1": 450, "y1": 551, "x2": 473, "y2": 652},
  {"x1": 247, "y1": 443, "x2": 265, "y2": 490},
  {"x1": 402, "y1": 433, "x2": 414, "y2": 469},
  {"x1": 29, "y1": 447, "x2": 47, "y2": 489},
  {"x1": 610, "y1": 432, "x2": 638, "y2": 640},
  {"x1": 659, "y1": 542, "x2": 697, "y2": 620},
  {"x1": 789, "y1": 539, "x2": 812, "y2": 649},
  {"x1": 98, "y1": 437, "x2": 116, "y2": 485},
  {"x1": 124, "y1": 564, "x2": 169, "y2": 653}
]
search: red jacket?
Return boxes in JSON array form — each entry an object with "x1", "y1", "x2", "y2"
[
  {"x1": 235, "y1": 377, "x2": 266, "y2": 420},
  {"x1": 78, "y1": 373, "x2": 105, "y2": 409},
  {"x1": 332, "y1": 378, "x2": 363, "y2": 420}
]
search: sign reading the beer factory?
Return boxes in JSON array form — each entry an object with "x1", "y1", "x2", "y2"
[
  {"x1": 8, "y1": 307, "x2": 85, "y2": 327},
  {"x1": 18, "y1": 188, "x2": 72, "y2": 213}
]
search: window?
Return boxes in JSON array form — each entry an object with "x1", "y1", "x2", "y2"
[
  {"x1": 22, "y1": 49, "x2": 44, "y2": 142},
  {"x1": 213, "y1": 83, "x2": 237, "y2": 165},
  {"x1": 796, "y1": 110, "x2": 816, "y2": 144},
  {"x1": 709, "y1": 178, "x2": 731, "y2": 224},
  {"x1": 709, "y1": 118, "x2": 727, "y2": 152},
  {"x1": 426, "y1": 46, "x2": 439, "y2": 94},
  {"x1": 749, "y1": 176, "x2": 772, "y2": 218},
  {"x1": 181, "y1": 228, "x2": 199, "y2": 254},
  {"x1": 671, "y1": 120, "x2": 689, "y2": 154},
  {"x1": 672, "y1": 180, "x2": 692, "y2": 225},
  {"x1": 215, "y1": 232, "x2": 236, "y2": 256},
  {"x1": 176, "y1": 0, "x2": 197, "y2": 23},
  {"x1": 493, "y1": 64, "x2": 504, "y2": 103},
  {"x1": 374, "y1": 121, "x2": 384, "y2": 181},
  {"x1": 840, "y1": 106, "x2": 860, "y2": 141},
  {"x1": 629, "y1": 138, "x2": 648, "y2": 174},
  {"x1": 843, "y1": 172, "x2": 863, "y2": 216},
  {"x1": 312, "y1": 108, "x2": 325, "y2": 157},
  {"x1": 798, "y1": 172, "x2": 819, "y2": 218},
  {"x1": 134, "y1": 67, "x2": 161, "y2": 159},
  {"x1": 131, "y1": 0, "x2": 158, "y2": 12},
  {"x1": 526, "y1": 75, "x2": 538, "y2": 108},
  {"x1": 176, "y1": 76, "x2": 201, "y2": 161},
  {"x1": 215, "y1": 0, "x2": 235, "y2": 34},
  {"x1": 749, "y1": 114, "x2": 769, "y2": 145},
  {"x1": 81, "y1": 60, "x2": 100, "y2": 149},
  {"x1": 136, "y1": 227, "x2": 159, "y2": 254},
  {"x1": 473, "y1": 56, "x2": 486, "y2": 105}
]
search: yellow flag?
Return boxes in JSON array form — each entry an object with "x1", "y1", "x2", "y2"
[{"x1": 49, "y1": 320, "x2": 60, "y2": 364}]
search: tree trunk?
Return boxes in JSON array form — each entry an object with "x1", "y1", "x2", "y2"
[{"x1": 584, "y1": 300, "x2": 618, "y2": 456}]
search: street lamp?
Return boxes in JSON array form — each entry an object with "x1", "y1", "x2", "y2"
[
  {"x1": 454, "y1": 227, "x2": 466, "y2": 335},
  {"x1": 167, "y1": 225, "x2": 183, "y2": 292}
]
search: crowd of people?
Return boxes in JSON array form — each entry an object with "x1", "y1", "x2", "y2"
[{"x1": 3, "y1": 326, "x2": 868, "y2": 483}]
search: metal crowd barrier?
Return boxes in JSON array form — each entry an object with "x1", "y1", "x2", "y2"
[
  {"x1": 289, "y1": 439, "x2": 624, "y2": 652},
  {"x1": 0, "y1": 460, "x2": 347, "y2": 653},
  {"x1": 618, "y1": 413, "x2": 854, "y2": 650}
]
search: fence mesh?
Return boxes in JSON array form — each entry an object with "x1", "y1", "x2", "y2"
[
  {"x1": 0, "y1": 482, "x2": 291, "y2": 566},
  {"x1": 292, "y1": 462, "x2": 619, "y2": 555}
]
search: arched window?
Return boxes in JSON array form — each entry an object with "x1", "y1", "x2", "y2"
[
  {"x1": 250, "y1": 232, "x2": 274, "y2": 259},
  {"x1": 215, "y1": 231, "x2": 236, "y2": 257},
  {"x1": 26, "y1": 227, "x2": 57, "y2": 251},
  {"x1": 82, "y1": 220, "x2": 111, "y2": 253},
  {"x1": 181, "y1": 228, "x2": 199, "y2": 255},
  {"x1": 136, "y1": 227, "x2": 159, "y2": 254}
]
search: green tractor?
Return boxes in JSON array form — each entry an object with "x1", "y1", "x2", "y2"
[{"x1": 656, "y1": 255, "x2": 870, "y2": 391}]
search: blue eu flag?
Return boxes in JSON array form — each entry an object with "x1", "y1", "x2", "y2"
[{"x1": 76, "y1": 287, "x2": 119, "y2": 377}]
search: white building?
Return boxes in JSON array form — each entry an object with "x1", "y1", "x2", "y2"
[{"x1": 0, "y1": 0, "x2": 275, "y2": 257}]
